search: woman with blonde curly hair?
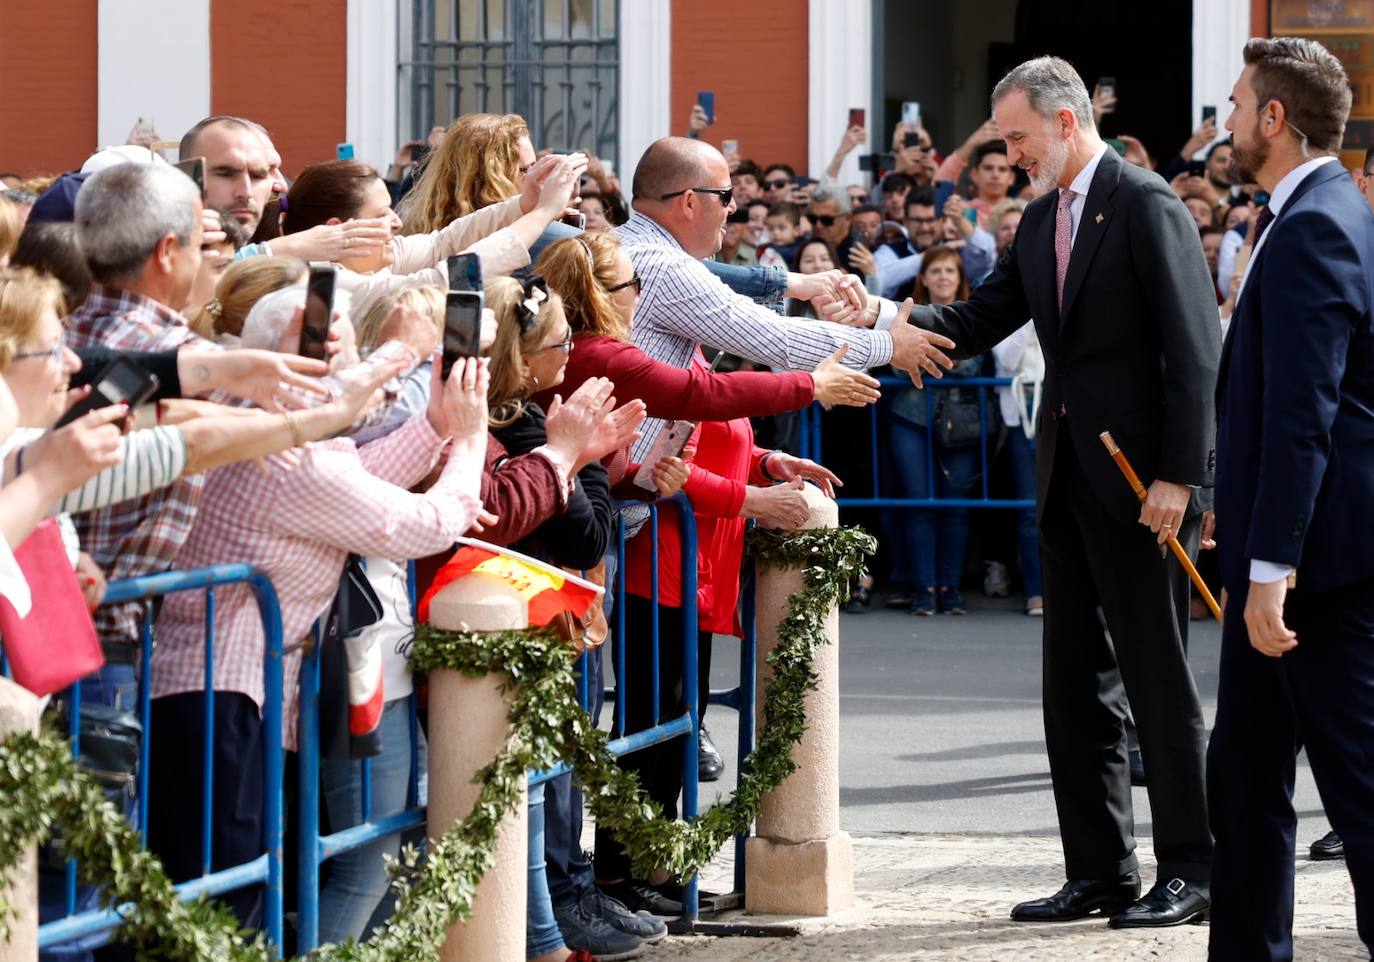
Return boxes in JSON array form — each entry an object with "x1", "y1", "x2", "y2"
[{"x1": 400, "y1": 113, "x2": 534, "y2": 233}]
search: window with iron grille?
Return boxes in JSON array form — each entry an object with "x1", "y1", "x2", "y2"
[{"x1": 399, "y1": 0, "x2": 620, "y2": 160}]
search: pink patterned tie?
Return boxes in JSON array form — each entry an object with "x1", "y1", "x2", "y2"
[{"x1": 1055, "y1": 188, "x2": 1076, "y2": 311}]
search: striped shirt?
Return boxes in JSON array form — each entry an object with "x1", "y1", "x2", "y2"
[
  {"x1": 53, "y1": 428, "x2": 188, "y2": 514},
  {"x1": 614, "y1": 212, "x2": 896, "y2": 466}
]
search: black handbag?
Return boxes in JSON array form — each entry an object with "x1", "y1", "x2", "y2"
[
  {"x1": 42, "y1": 703, "x2": 142, "y2": 869},
  {"x1": 317, "y1": 554, "x2": 386, "y2": 761},
  {"x1": 934, "y1": 388, "x2": 985, "y2": 448}
]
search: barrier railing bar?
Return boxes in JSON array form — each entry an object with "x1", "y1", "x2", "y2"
[{"x1": 202, "y1": 587, "x2": 216, "y2": 878}]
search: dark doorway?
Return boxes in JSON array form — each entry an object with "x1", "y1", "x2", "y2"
[
  {"x1": 879, "y1": 0, "x2": 1194, "y2": 168},
  {"x1": 1010, "y1": 0, "x2": 1194, "y2": 165}
]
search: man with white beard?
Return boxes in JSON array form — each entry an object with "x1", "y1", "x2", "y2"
[{"x1": 887, "y1": 56, "x2": 1222, "y2": 930}]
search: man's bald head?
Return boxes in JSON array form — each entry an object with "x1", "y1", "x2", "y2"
[{"x1": 632, "y1": 137, "x2": 719, "y2": 202}]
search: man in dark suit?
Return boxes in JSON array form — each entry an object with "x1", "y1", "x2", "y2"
[
  {"x1": 1207, "y1": 38, "x2": 1374, "y2": 961},
  {"x1": 897, "y1": 56, "x2": 1221, "y2": 926}
]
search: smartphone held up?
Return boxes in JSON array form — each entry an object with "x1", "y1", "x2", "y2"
[{"x1": 300, "y1": 266, "x2": 335, "y2": 363}]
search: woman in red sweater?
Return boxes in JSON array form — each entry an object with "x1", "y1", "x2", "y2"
[{"x1": 533, "y1": 231, "x2": 856, "y2": 912}]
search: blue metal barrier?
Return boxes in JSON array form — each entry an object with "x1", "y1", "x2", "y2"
[
  {"x1": 24, "y1": 564, "x2": 286, "y2": 953},
  {"x1": 799, "y1": 375, "x2": 1036, "y2": 510},
  {"x1": 291, "y1": 493, "x2": 743, "y2": 950}
]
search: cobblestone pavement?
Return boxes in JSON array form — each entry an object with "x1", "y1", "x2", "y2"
[{"x1": 651, "y1": 833, "x2": 1364, "y2": 961}]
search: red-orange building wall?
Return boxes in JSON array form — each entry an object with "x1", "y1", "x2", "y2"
[
  {"x1": 0, "y1": 0, "x2": 98, "y2": 176},
  {"x1": 210, "y1": 0, "x2": 348, "y2": 176},
  {"x1": 670, "y1": 0, "x2": 809, "y2": 173}
]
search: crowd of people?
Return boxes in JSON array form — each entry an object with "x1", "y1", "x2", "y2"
[{"x1": 1, "y1": 48, "x2": 1371, "y2": 962}]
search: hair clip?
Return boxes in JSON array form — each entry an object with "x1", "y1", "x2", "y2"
[
  {"x1": 205, "y1": 297, "x2": 223, "y2": 318},
  {"x1": 516, "y1": 275, "x2": 550, "y2": 331}
]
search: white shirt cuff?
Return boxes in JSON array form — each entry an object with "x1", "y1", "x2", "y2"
[
  {"x1": 873, "y1": 298, "x2": 899, "y2": 331},
  {"x1": 1250, "y1": 560, "x2": 1294, "y2": 584}
]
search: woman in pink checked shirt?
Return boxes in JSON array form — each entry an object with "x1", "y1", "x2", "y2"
[{"x1": 144, "y1": 289, "x2": 491, "y2": 928}]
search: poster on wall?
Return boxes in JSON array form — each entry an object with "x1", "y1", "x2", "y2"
[{"x1": 1273, "y1": 0, "x2": 1374, "y2": 31}]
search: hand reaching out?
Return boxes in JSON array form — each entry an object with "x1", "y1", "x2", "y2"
[
  {"x1": 810, "y1": 345, "x2": 881, "y2": 407},
  {"x1": 765, "y1": 452, "x2": 842, "y2": 498}
]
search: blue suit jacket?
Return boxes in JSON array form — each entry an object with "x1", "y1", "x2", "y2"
[{"x1": 1215, "y1": 162, "x2": 1374, "y2": 595}]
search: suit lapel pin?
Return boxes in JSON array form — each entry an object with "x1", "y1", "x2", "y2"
[{"x1": 1094, "y1": 213, "x2": 1104, "y2": 224}]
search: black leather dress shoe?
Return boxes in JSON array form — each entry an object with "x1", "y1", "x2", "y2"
[
  {"x1": 698, "y1": 726, "x2": 724, "y2": 782},
  {"x1": 1310, "y1": 830, "x2": 1344, "y2": 860},
  {"x1": 1109, "y1": 877, "x2": 1209, "y2": 928},
  {"x1": 1129, "y1": 749, "x2": 1147, "y2": 787},
  {"x1": 1010, "y1": 874, "x2": 1141, "y2": 922}
]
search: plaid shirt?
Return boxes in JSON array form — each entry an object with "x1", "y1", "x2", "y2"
[
  {"x1": 65, "y1": 286, "x2": 209, "y2": 647},
  {"x1": 150, "y1": 412, "x2": 481, "y2": 749}
]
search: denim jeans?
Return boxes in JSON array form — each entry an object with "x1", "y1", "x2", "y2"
[
  {"x1": 317, "y1": 698, "x2": 428, "y2": 944},
  {"x1": 526, "y1": 780, "x2": 565, "y2": 959},
  {"x1": 1005, "y1": 429, "x2": 1043, "y2": 598},
  {"x1": 889, "y1": 416, "x2": 979, "y2": 589},
  {"x1": 545, "y1": 641, "x2": 604, "y2": 906}
]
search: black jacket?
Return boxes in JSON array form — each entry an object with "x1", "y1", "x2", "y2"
[
  {"x1": 491, "y1": 403, "x2": 612, "y2": 570},
  {"x1": 913, "y1": 147, "x2": 1221, "y2": 526}
]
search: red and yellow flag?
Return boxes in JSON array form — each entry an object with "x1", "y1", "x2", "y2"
[{"x1": 418, "y1": 538, "x2": 603, "y2": 626}]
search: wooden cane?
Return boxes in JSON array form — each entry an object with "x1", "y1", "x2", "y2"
[{"x1": 1099, "y1": 431, "x2": 1223, "y2": 623}]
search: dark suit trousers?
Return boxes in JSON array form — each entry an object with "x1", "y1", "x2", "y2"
[
  {"x1": 1207, "y1": 578, "x2": 1374, "y2": 961},
  {"x1": 1039, "y1": 426, "x2": 1212, "y2": 883}
]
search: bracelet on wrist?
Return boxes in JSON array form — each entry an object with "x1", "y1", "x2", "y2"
[
  {"x1": 759, "y1": 451, "x2": 782, "y2": 482},
  {"x1": 283, "y1": 411, "x2": 304, "y2": 448}
]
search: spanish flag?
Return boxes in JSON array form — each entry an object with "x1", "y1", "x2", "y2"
[{"x1": 418, "y1": 538, "x2": 604, "y2": 626}]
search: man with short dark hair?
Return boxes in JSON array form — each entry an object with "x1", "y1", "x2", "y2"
[
  {"x1": 1208, "y1": 37, "x2": 1374, "y2": 961},
  {"x1": 731, "y1": 158, "x2": 763, "y2": 203},
  {"x1": 966, "y1": 140, "x2": 1015, "y2": 226},
  {"x1": 179, "y1": 116, "x2": 276, "y2": 234},
  {"x1": 879, "y1": 171, "x2": 915, "y2": 221}
]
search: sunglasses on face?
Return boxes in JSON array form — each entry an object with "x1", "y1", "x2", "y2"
[
  {"x1": 763, "y1": 178, "x2": 791, "y2": 190},
  {"x1": 606, "y1": 272, "x2": 642, "y2": 295},
  {"x1": 849, "y1": 193, "x2": 869, "y2": 205},
  {"x1": 812, "y1": 214, "x2": 841, "y2": 227}
]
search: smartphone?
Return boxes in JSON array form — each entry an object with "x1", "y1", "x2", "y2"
[
  {"x1": 901, "y1": 101, "x2": 922, "y2": 129},
  {"x1": 633, "y1": 419, "x2": 696, "y2": 492},
  {"x1": 300, "y1": 266, "x2": 335, "y2": 362},
  {"x1": 336, "y1": 143, "x2": 355, "y2": 160},
  {"x1": 174, "y1": 157, "x2": 205, "y2": 200},
  {"x1": 412, "y1": 143, "x2": 431, "y2": 167},
  {"x1": 722, "y1": 138, "x2": 739, "y2": 156},
  {"x1": 963, "y1": 207, "x2": 979, "y2": 226},
  {"x1": 903, "y1": 131, "x2": 923, "y2": 149},
  {"x1": 1097, "y1": 76, "x2": 1116, "y2": 98},
  {"x1": 563, "y1": 211, "x2": 587, "y2": 230},
  {"x1": 442, "y1": 291, "x2": 483, "y2": 380},
  {"x1": 697, "y1": 91, "x2": 715, "y2": 125},
  {"x1": 1202, "y1": 105, "x2": 1217, "y2": 124},
  {"x1": 1188, "y1": 159, "x2": 1208, "y2": 178},
  {"x1": 933, "y1": 180, "x2": 956, "y2": 211},
  {"x1": 446, "y1": 253, "x2": 483, "y2": 293},
  {"x1": 849, "y1": 225, "x2": 869, "y2": 247},
  {"x1": 1105, "y1": 138, "x2": 1127, "y2": 157},
  {"x1": 857, "y1": 152, "x2": 894, "y2": 172},
  {"x1": 848, "y1": 107, "x2": 866, "y2": 130},
  {"x1": 55, "y1": 357, "x2": 159, "y2": 429},
  {"x1": 1254, "y1": 191, "x2": 1271, "y2": 206}
]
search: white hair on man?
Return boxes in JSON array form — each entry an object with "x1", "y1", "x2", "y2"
[
  {"x1": 808, "y1": 183, "x2": 852, "y2": 215},
  {"x1": 74, "y1": 162, "x2": 199, "y2": 284}
]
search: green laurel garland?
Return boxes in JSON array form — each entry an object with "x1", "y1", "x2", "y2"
[{"x1": 0, "y1": 524, "x2": 874, "y2": 960}]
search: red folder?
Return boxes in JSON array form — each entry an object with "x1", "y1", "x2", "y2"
[{"x1": 0, "y1": 520, "x2": 104, "y2": 696}]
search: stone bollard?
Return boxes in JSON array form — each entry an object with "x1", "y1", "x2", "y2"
[
  {"x1": 0, "y1": 678, "x2": 41, "y2": 962},
  {"x1": 745, "y1": 485, "x2": 855, "y2": 916},
  {"x1": 426, "y1": 573, "x2": 529, "y2": 962}
]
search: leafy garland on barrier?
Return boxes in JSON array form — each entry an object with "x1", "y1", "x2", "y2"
[{"x1": 0, "y1": 524, "x2": 875, "y2": 960}]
